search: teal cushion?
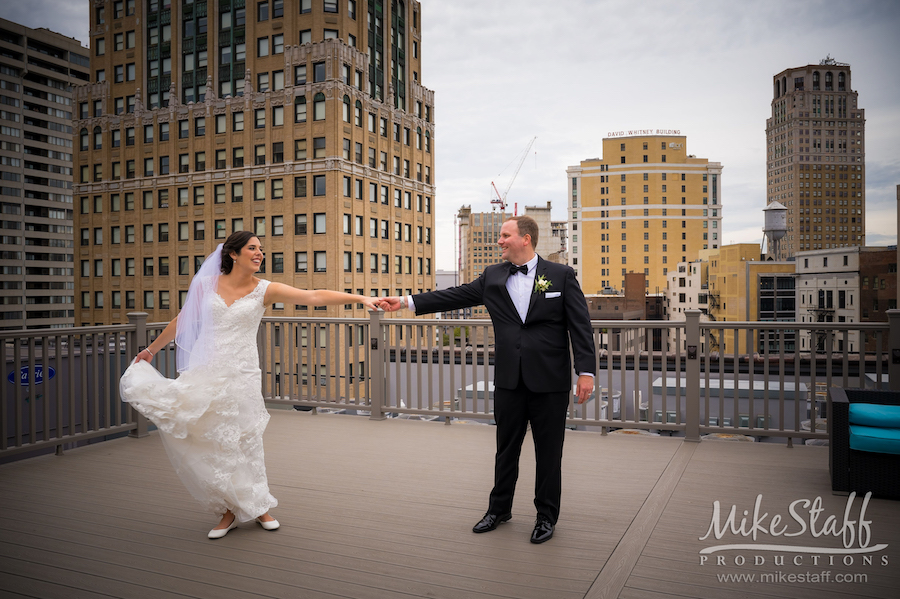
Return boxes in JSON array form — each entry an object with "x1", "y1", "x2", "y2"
[
  {"x1": 849, "y1": 403, "x2": 900, "y2": 428},
  {"x1": 849, "y1": 425, "x2": 900, "y2": 455}
]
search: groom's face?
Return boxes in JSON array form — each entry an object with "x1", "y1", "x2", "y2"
[{"x1": 498, "y1": 220, "x2": 530, "y2": 264}]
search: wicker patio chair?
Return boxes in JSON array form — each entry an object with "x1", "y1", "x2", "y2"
[{"x1": 829, "y1": 387, "x2": 900, "y2": 500}]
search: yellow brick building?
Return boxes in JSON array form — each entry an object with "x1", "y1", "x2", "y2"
[
  {"x1": 73, "y1": 0, "x2": 435, "y2": 325},
  {"x1": 567, "y1": 133, "x2": 722, "y2": 296}
]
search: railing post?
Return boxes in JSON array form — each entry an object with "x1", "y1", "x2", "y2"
[
  {"x1": 889, "y1": 310, "x2": 900, "y2": 392},
  {"x1": 684, "y1": 310, "x2": 701, "y2": 442},
  {"x1": 127, "y1": 312, "x2": 150, "y2": 438},
  {"x1": 368, "y1": 309, "x2": 387, "y2": 421}
]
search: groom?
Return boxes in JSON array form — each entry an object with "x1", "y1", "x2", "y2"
[{"x1": 381, "y1": 216, "x2": 596, "y2": 543}]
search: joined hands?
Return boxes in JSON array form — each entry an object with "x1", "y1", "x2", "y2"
[{"x1": 378, "y1": 297, "x2": 406, "y2": 312}]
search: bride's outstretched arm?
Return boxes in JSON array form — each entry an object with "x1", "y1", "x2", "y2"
[
  {"x1": 264, "y1": 283, "x2": 383, "y2": 311},
  {"x1": 134, "y1": 315, "x2": 178, "y2": 363}
]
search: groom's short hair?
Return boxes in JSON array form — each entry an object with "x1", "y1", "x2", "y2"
[{"x1": 508, "y1": 216, "x2": 538, "y2": 249}]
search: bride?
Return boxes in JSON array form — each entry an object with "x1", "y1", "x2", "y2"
[{"x1": 120, "y1": 231, "x2": 382, "y2": 539}]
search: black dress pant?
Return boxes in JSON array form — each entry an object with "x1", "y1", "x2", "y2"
[{"x1": 488, "y1": 376, "x2": 570, "y2": 524}]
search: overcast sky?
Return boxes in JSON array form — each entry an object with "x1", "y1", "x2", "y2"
[{"x1": 5, "y1": 0, "x2": 899, "y2": 271}]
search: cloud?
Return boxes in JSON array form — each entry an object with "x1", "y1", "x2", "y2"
[
  {"x1": 2, "y1": 0, "x2": 90, "y2": 46},
  {"x1": 866, "y1": 232, "x2": 897, "y2": 248}
]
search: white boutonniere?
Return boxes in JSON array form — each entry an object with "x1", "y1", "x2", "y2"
[{"x1": 534, "y1": 274, "x2": 552, "y2": 294}]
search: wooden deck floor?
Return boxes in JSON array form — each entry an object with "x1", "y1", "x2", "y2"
[{"x1": 1, "y1": 409, "x2": 898, "y2": 599}]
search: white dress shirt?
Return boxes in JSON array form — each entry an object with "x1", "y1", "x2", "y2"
[{"x1": 506, "y1": 255, "x2": 539, "y2": 323}]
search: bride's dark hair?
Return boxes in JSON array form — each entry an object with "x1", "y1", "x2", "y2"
[{"x1": 220, "y1": 231, "x2": 257, "y2": 274}]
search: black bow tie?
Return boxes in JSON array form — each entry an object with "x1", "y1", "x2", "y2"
[{"x1": 509, "y1": 263, "x2": 528, "y2": 276}]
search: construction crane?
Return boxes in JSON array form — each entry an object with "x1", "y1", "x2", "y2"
[{"x1": 491, "y1": 136, "x2": 537, "y2": 214}]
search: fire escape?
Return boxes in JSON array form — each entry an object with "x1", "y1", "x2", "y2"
[
  {"x1": 808, "y1": 290, "x2": 835, "y2": 353},
  {"x1": 705, "y1": 289, "x2": 720, "y2": 350}
]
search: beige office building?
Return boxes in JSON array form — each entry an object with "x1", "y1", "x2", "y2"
[
  {"x1": 0, "y1": 19, "x2": 89, "y2": 330},
  {"x1": 73, "y1": 0, "x2": 435, "y2": 325},
  {"x1": 567, "y1": 133, "x2": 723, "y2": 296},
  {"x1": 456, "y1": 206, "x2": 507, "y2": 317},
  {"x1": 766, "y1": 58, "x2": 865, "y2": 259}
]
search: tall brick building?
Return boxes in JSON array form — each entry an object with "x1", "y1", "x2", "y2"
[
  {"x1": 766, "y1": 58, "x2": 865, "y2": 259},
  {"x1": 73, "y1": 0, "x2": 435, "y2": 325}
]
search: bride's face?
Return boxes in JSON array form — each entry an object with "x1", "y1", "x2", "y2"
[{"x1": 232, "y1": 237, "x2": 264, "y2": 273}]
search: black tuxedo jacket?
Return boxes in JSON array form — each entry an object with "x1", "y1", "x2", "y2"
[{"x1": 413, "y1": 257, "x2": 596, "y2": 393}]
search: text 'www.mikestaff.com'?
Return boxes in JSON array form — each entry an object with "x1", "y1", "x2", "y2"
[{"x1": 716, "y1": 571, "x2": 868, "y2": 584}]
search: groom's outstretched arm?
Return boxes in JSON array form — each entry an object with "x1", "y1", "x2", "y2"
[{"x1": 383, "y1": 275, "x2": 486, "y2": 315}]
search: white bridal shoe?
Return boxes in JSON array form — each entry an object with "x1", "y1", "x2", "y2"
[
  {"x1": 257, "y1": 516, "x2": 280, "y2": 531},
  {"x1": 208, "y1": 516, "x2": 238, "y2": 539}
]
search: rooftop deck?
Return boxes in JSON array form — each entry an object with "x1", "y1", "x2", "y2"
[{"x1": 1, "y1": 409, "x2": 897, "y2": 599}]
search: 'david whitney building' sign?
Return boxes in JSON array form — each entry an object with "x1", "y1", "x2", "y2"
[{"x1": 607, "y1": 129, "x2": 682, "y2": 138}]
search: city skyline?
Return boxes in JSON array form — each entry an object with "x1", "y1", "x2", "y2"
[{"x1": 5, "y1": 0, "x2": 900, "y2": 271}]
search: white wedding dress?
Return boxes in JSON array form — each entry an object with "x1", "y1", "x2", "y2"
[{"x1": 120, "y1": 278, "x2": 277, "y2": 522}]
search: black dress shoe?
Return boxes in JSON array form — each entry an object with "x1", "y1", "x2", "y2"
[
  {"x1": 530, "y1": 515, "x2": 554, "y2": 544},
  {"x1": 472, "y1": 512, "x2": 512, "y2": 533}
]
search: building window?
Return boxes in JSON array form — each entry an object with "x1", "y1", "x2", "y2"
[
  {"x1": 230, "y1": 182, "x2": 243, "y2": 203},
  {"x1": 294, "y1": 176, "x2": 307, "y2": 198},
  {"x1": 311, "y1": 137, "x2": 325, "y2": 159},
  {"x1": 295, "y1": 214, "x2": 307, "y2": 235},
  {"x1": 271, "y1": 253, "x2": 284, "y2": 273},
  {"x1": 295, "y1": 96, "x2": 307, "y2": 122},
  {"x1": 313, "y1": 92, "x2": 325, "y2": 120},
  {"x1": 295, "y1": 252, "x2": 308, "y2": 273},
  {"x1": 342, "y1": 95, "x2": 351, "y2": 123},
  {"x1": 314, "y1": 213, "x2": 326, "y2": 234}
]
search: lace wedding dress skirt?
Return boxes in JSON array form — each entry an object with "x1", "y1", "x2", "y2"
[{"x1": 120, "y1": 279, "x2": 277, "y2": 522}]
